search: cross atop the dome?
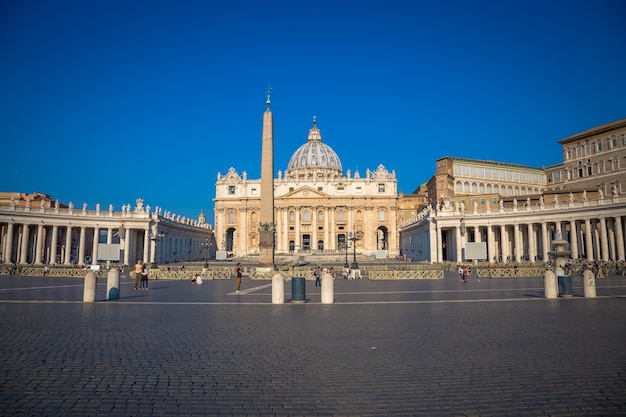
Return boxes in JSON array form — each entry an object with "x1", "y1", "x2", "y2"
[{"x1": 313, "y1": 115, "x2": 316, "y2": 125}]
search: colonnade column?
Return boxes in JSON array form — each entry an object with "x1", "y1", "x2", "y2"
[
  {"x1": 432, "y1": 221, "x2": 440, "y2": 263},
  {"x1": 143, "y1": 230, "x2": 149, "y2": 264},
  {"x1": 528, "y1": 224, "x2": 536, "y2": 262},
  {"x1": 455, "y1": 226, "x2": 463, "y2": 262},
  {"x1": 584, "y1": 219, "x2": 594, "y2": 261},
  {"x1": 513, "y1": 224, "x2": 521, "y2": 262},
  {"x1": 92, "y1": 227, "x2": 100, "y2": 265},
  {"x1": 4, "y1": 223, "x2": 14, "y2": 263},
  {"x1": 569, "y1": 220, "x2": 578, "y2": 260},
  {"x1": 615, "y1": 216, "x2": 625, "y2": 261},
  {"x1": 487, "y1": 225, "x2": 495, "y2": 263},
  {"x1": 64, "y1": 226, "x2": 72, "y2": 265},
  {"x1": 599, "y1": 217, "x2": 609, "y2": 261},
  {"x1": 19, "y1": 225, "x2": 30, "y2": 264},
  {"x1": 78, "y1": 227, "x2": 86, "y2": 266},
  {"x1": 35, "y1": 224, "x2": 44, "y2": 264},
  {"x1": 50, "y1": 225, "x2": 58, "y2": 264},
  {"x1": 541, "y1": 222, "x2": 549, "y2": 263},
  {"x1": 500, "y1": 225, "x2": 509, "y2": 263}
]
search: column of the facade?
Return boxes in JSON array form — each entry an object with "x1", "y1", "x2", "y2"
[
  {"x1": 569, "y1": 220, "x2": 578, "y2": 260},
  {"x1": 107, "y1": 228, "x2": 113, "y2": 244},
  {"x1": 4, "y1": 223, "x2": 14, "y2": 263},
  {"x1": 541, "y1": 222, "x2": 549, "y2": 262},
  {"x1": 615, "y1": 216, "x2": 625, "y2": 261},
  {"x1": 19, "y1": 224, "x2": 30, "y2": 264},
  {"x1": 50, "y1": 225, "x2": 58, "y2": 264},
  {"x1": 241, "y1": 207, "x2": 248, "y2": 254},
  {"x1": 528, "y1": 224, "x2": 536, "y2": 262},
  {"x1": 295, "y1": 210, "x2": 300, "y2": 251},
  {"x1": 324, "y1": 207, "x2": 330, "y2": 252},
  {"x1": 500, "y1": 225, "x2": 509, "y2": 263},
  {"x1": 474, "y1": 226, "x2": 481, "y2": 242},
  {"x1": 92, "y1": 226, "x2": 100, "y2": 265},
  {"x1": 312, "y1": 206, "x2": 318, "y2": 251},
  {"x1": 599, "y1": 217, "x2": 609, "y2": 261},
  {"x1": 583, "y1": 219, "x2": 593, "y2": 261},
  {"x1": 329, "y1": 208, "x2": 336, "y2": 251}
]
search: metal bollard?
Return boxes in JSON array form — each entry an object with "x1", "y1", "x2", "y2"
[
  {"x1": 83, "y1": 271, "x2": 97, "y2": 302},
  {"x1": 321, "y1": 272, "x2": 334, "y2": 304},
  {"x1": 583, "y1": 269, "x2": 596, "y2": 298},
  {"x1": 272, "y1": 273, "x2": 284, "y2": 304},
  {"x1": 107, "y1": 268, "x2": 120, "y2": 300},
  {"x1": 291, "y1": 277, "x2": 306, "y2": 303}
]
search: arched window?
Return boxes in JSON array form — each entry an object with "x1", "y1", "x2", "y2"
[
  {"x1": 464, "y1": 182, "x2": 470, "y2": 192},
  {"x1": 494, "y1": 184, "x2": 500, "y2": 194},
  {"x1": 379, "y1": 210, "x2": 385, "y2": 221},
  {"x1": 486, "y1": 184, "x2": 492, "y2": 194},
  {"x1": 228, "y1": 211, "x2": 235, "y2": 223},
  {"x1": 514, "y1": 186, "x2": 520, "y2": 195},
  {"x1": 456, "y1": 181, "x2": 462, "y2": 192},
  {"x1": 251, "y1": 212, "x2": 257, "y2": 223},
  {"x1": 289, "y1": 211, "x2": 295, "y2": 223},
  {"x1": 507, "y1": 186, "x2": 513, "y2": 195},
  {"x1": 479, "y1": 183, "x2": 485, "y2": 194},
  {"x1": 303, "y1": 210, "x2": 310, "y2": 222},
  {"x1": 338, "y1": 210, "x2": 344, "y2": 221},
  {"x1": 471, "y1": 182, "x2": 478, "y2": 193}
]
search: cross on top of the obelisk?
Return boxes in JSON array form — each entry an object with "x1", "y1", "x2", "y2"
[{"x1": 266, "y1": 85, "x2": 272, "y2": 109}]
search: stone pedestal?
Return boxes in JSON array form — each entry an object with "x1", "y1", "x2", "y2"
[
  {"x1": 544, "y1": 269, "x2": 557, "y2": 299},
  {"x1": 106, "y1": 268, "x2": 120, "y2": 300},
  {"x1": 321, "y1": 273, "x2": 334, "y2": 304},
  {"x1": 83, "y1": 271, "x2": 97, "y2": 302},
  {"x1": 583, "y1": 269, "x2": 596, "y2": 298},
  {"x1": 272, "y1": 273, "x2": 284, "y2": 304},
  {"x1": 258, "y1": 230, "x2": 275, "y2": 269}
]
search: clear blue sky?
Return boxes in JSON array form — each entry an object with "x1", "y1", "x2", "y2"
[{"x1": 1, "y1": 0, "x2": 625, "y2": 221}]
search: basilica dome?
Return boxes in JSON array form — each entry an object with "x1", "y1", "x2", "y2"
[{"x1": 286, "y1": 117, "x2": 342, "y2": 177}]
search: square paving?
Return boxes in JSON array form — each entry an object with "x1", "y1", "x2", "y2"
[{"x1": 1, "y1": 272, "x2": 625, "y2": 416}]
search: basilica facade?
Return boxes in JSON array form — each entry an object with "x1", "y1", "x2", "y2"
[{"x1": 213, "y1": 118, "x2": 400, "y2": 258}]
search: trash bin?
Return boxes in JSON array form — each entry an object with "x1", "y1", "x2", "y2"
[
  {"x1": 291, "y1": 277, "x2": 306, "y2": 303},
  {"x1": 558, "y1": 275, "x2": 573, "y2": 297}
]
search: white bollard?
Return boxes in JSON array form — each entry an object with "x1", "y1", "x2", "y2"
[
  {"x1": 107, "y1": 268, "x2": 120, "y2": 300},
  {"x1": 272, "y1": 273, "x2": 284, "y2": 304},
  {"x1": 544, "y1": 269, "x2": 557, "y2": 299},
  {"x1": 321, "y1": 272, "x2": 334, "y2": 304},
  {"x1": 583, "y1": 269, "x2": 596, "y2": 298},
  {"x1": 83, "y1": 271, "x2": 97, "y2": 302}
]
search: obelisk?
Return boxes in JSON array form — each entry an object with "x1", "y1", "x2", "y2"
[{"x1": 258, "y1": 86, "x2": 275, "y2": 270}]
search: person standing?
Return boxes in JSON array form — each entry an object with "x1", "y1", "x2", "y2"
[
  {"x1": 314, "y1": 266, "x2": 321, "y2": 286},
  {"x1": 43, "y1": 264, "x2": 50, "y2": 278},
  {"x1": 141, "y1": 265, "x2": 149, "y2": 290},
  {"x1": 235, "y1": 263, "x2": 243, "y2": 293},
  {"x1": 134, "y1": 260, "x2": 143, "y2": 290}
]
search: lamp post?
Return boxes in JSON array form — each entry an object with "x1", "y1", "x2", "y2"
[
  {"x1": 201, "y1": 238, "x2": 211, "y2": 267},
  {"x1": 348, "y1": 226, "x2": 364, "y2": 269},
  {"x1": 342, "y1": 242, "x2": 349, "y2": 268},
  {"x1": 148, "y1": 230, "x2": 164, "y2": 267}
]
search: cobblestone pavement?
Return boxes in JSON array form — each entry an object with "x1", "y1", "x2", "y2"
[{"x1": 1, "y1": 273, "x2": 625, "y2": 416}]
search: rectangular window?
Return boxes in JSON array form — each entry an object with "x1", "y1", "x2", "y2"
[
  {"x1": 378, "y1": 183, "x2": 385, "y2": 193},
  {"x1": 228, "y1": 186, "x2": 235, "y2": 195},
  {"x1": 356, "y1": 186, "x2": 362, "y2": 193},
  {"x1": 337, "y1": 187, "x2": 345, "y2": 193},
  {"x1": 251, "y1": 188, "x2": 257, "y2": 195},
  {"x1": 609, "y1": 137, "x2": 617, "y2": 149}
]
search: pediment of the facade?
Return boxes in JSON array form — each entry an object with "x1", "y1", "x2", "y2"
[{"x1": 281, "y1": 186, "x2": 329, "y2": 199}]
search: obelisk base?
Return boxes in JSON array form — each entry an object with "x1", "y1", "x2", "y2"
[{"x1": 258, "y1": 230, "x2": 275, "y2": 269}]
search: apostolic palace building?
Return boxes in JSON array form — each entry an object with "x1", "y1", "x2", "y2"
[{"x1": 1, "y1": 104, "x2": 625, "y2": 267}]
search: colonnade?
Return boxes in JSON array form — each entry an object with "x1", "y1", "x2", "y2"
[
  {"x1": 0, "y1": 204, "x2": 214, "y2": 266},
  {"x1": 402, "y1": 196, "x2": 626, "y2": 264}
]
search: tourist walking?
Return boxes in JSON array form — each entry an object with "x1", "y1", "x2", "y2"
[
  {"x1": 235, "y1": 263, "x2": 243, "y2": 293},
  {"x1": 43, "y1": 264, "x2": 50, "y2": 278},
  {"x1": 134, "y1": 260, "x2": 143, "y2": 290},
  {"x1": 141, "y1": 265, "x2": 149, "y2": 290}
]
